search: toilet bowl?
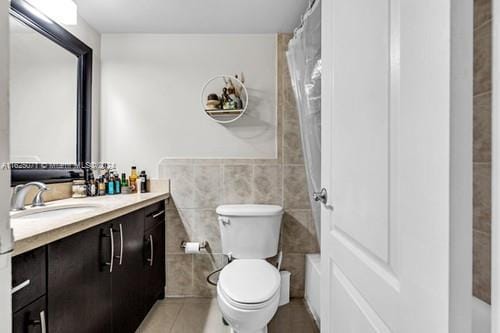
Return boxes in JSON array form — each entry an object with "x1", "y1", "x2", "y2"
[
  {"x1": 215, "y1": 204, "x2": 284, "y2": 333},
  {"x1": 217, "y1": 259, "x2": 281, "y2": 333}
]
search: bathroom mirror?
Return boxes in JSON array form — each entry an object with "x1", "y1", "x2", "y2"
[
  {"x1": 10, "y1": 17, "x2": 77, "y2": 164},
  {"x1": 9, "y1": 0, "x2": 92, "y2": 184},
  {"x1": 201, "y1": 75, "x2": 248, "y2": 124}
]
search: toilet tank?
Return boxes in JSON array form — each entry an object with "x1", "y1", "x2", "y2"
[{"x1": 216, "y1": 204, "x2": 283, "y2": 259}]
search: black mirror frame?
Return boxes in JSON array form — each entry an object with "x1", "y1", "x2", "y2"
[{"x1": 9, "y1": 0, "x2": 92, "y2": 185}]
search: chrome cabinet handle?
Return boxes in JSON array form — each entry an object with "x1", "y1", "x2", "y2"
[
  {"x1": 152, "y1": 210, "x2": 165, "y2": 219},
  {"x1": 11, "y1": 279, "x2": 30, "y2": 294},
  {"x1": 313, "y1": 188, "x2": 328, "y2": 204},
  {"x1": 114, "y1": 224, "x2": 124, "y2": 265},
  {"x1": 105, "y1": 228, "x2": 115, "y2": 273},
  {"x1": 40, "y1": 310, "x2": 47, "y2": 333},
  {"x1": 147, "y1": 235, "x2": 154, "y2": 266},
  {"x1": 28, "y1": 310, "x2": 46, "y2": 333}
]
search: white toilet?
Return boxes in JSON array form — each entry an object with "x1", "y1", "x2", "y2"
[{"x1": 216, "y1": 204, "x2": 284, "y2": 333}]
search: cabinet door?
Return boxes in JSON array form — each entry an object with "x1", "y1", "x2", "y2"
[
  {"x1": 12, "y1": 247, "x2": 46, "y2": 313},
  {"x1": 143, "y1": 222, "x2": 166, "y2": 314},
  {"x1": 112, "y1": 209, "x2": 145, "y2": 333},
  {"x1": 13, "y1": 296, "x2": 47, "y2": 333},
  {"x1": 48, "y1": 223, "x2": 113, "y2": 333}
]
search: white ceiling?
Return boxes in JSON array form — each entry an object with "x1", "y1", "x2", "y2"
[{"x1": 74, "y1": 0, "x2": 310, "y2": 34}]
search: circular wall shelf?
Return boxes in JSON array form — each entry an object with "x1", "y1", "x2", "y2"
[{"x1": 201, "y1": 75, "x2": 248, "y2": 124}]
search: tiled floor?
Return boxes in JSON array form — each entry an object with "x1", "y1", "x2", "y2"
[{"x1": 137, "y1": 297, "x2": 319, "y2": 333}]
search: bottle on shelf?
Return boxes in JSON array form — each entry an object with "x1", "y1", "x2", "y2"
[
  {"x1": 98, "y1": 176, "x2": 106, "y2": 196},
  {"x1": 121, "y1": 173, "x2": 128, "y2": 187},
  {"x1": 107, "y1": 174, "x2": 115, "y2": 195},
  {"x1": 88, "y1": 175, "x2": 96, "y2": 197},
  {"x1": 140, "y1": 170, "x2": 148, "y2": 193},
  {"x1": 114, "y1": 173, "x2": 121, "y2": 194},
  {"x1": 129, "y1": 166, "x2": 138, "y2": 193}
]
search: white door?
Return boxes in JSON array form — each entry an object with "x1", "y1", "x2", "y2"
[{"x1": 320, "y1": 0, "x2": 472, "y2": 332}]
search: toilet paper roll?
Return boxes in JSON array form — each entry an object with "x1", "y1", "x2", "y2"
[{"x1": 184, "y1": 242, "x2": 200, "y2": 254}]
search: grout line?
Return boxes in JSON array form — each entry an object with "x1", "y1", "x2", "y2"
[
  {"x1": 473, "y1": 229, "x2": 492, "y2": 237},
  {"x1": 168, "y1": 301, "x2": 184, "y2": 333},
  {"x1": 473, "y1": 90, "x2": 493, "y2": 99},
  {"x1": 251, "y1": 164, "x2": 255, "y2": 202},
  {"x1": 473, "y1": 155, "x2": 493, "y2": 163},
  {"x1": 280, "y1": 33, "x2": 286, "y2": 207},
  {"x1": 474, "y1": 18, "x2": 492, "y2": 31}
]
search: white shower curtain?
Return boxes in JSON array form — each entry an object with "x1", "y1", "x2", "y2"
[{"x1": 287, "y1": 0, "x2": 321, "y2": 241}]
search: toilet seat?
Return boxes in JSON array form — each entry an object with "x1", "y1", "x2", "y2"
[
  {"x1": 218, "y1": 283, "x2": 280, "y2": 311},
  {"x1": 218, "y1": 259, "x2": 281, "y2": 310}
]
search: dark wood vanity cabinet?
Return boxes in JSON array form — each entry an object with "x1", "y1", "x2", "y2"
[
  {"x1": 111, "y1": 209, "x2": 146, "y2": 333},
  {"x1": 13, "y1": 201, "x2": 166, "y2": 333},
  {"x1": 12, "y1": 247, "x2": 46, "y2": 313},
  {"x1": 12, "y1": 296, "x2": 47, "y2": 333},
  {"x1": 48, "y1": 222, "x2": 113, "y2": 333},
  {"x1": 143, "y1": 220, "x2": 166, "y2": 314},
  {"x1": 12, "y1": 248, "x2": 47, "y2": 333}
]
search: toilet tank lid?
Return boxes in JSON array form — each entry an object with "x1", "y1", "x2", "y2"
[{"x1": 216, "y1": 204, "x2": 283, "y2": 217}]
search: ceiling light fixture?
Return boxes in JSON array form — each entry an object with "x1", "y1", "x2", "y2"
[{"x1": 26, "y1": 0, "x2": 78, "y2": 26}]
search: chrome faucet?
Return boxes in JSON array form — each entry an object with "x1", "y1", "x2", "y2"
[{"x1": 10, "y1": 182, "x2": 49, "y2": 211}]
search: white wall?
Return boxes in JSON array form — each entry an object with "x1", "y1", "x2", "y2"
[
  {"x1": 0, "y1": 0, "x2": 12, "y2": 331},
  {"x1": 101, "y1": 34, "x2": 277, "y2": 177}
]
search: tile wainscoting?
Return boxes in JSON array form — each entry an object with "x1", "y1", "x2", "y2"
[{"x1": 159, "y1": 34, "x2": 319, "y2": 298}]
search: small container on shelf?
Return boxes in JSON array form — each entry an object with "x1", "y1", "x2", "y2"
[{"x1": 201, "y1": 74, "x2": 248, "y2": 124}]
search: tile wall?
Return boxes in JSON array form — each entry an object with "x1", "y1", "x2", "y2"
[
  {"x1": 16, "y1": 182, "x2": 72, "y2": 205},
  {"x1": 159, "y1": 34, "x2": 319, "y2": 298},
  {"x1": 473, "y1": 0, "x2": 492, "y2": 304}
]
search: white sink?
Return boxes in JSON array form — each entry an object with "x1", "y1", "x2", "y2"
[{"x1": 10, "y1": 203, "x2": 101, "y2": 220}]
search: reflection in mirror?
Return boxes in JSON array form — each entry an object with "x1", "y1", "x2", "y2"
[{"x1": 9, "y1": 16, "x2": 77, "y2": 164}]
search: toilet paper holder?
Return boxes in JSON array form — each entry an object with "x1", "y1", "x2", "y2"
[{"x1": 180, "y1": 240, "x2": 207, "y2": 250}]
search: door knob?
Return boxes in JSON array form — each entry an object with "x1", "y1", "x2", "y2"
[{"x1": 313, "y1": 188, "x2": 328, "y2": 204}]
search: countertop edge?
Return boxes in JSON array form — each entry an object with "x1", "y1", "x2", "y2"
[{"x1": 13, "y1": 193, "x2": 169, "y2": 256}]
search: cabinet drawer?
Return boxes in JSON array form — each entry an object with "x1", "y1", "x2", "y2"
[
  {"x1": 144, "y1": 201, "x2": 165, "y2": 231},
  {"x1": 12, "y1": 247, "x2": 46, "y2": 313},
  {"x1": 13, "y1": 296, "x2": 47, "y2": 333}
]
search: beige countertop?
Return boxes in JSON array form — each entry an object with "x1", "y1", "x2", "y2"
[{"x1": 11, "y1": 192, "x2": 169, "y2": 256}]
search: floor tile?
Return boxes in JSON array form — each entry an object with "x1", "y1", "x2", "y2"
[
  {"x1": 269, "y1": 301, "x2": 319, "y2": 333},
  {"x1": 137, "y1": 302, "x2": 183, "y2": 333},
  {"x1": 138, "y1": 297, "x2": 319, "y2": 333},
  {"x1": 170, "y1": 299, "x2": 230, "y2": 333}
]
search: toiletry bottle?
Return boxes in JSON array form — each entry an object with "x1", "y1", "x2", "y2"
[
  {"x1": 121, "y1": 173, "x2": 128, "y2": 187},
  {"x1": 108, "y1": 174, "x2": 115, "y2": 195},
  {"x1": 114, "y1": 173, "x2": 121, "y2": 194},
  {"x1": 140, "y1": 170, "x2": 147, "y2": 193},
  {"x1": 121, "y1": 173, "x2": 129, "y2": 193},
  {"x1": 89, "y1": 176, "x2": 96, "y2": 197},
  {"x1": 98, "y1": 176, "x2": 106, "y2": 196},
  {"x1": 136, "y1": 178, "x2": 142, "y2": 195},
  {"x1": 95, "y1": 177, "x2": 100, "y2": 196},
  {"x1": 130, "y1": 166, "x2": 138, "y2": 193}
]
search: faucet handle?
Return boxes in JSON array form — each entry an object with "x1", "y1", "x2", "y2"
[{"x1": 32, "y1": 187, "x2": 49, "y2": 208}]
